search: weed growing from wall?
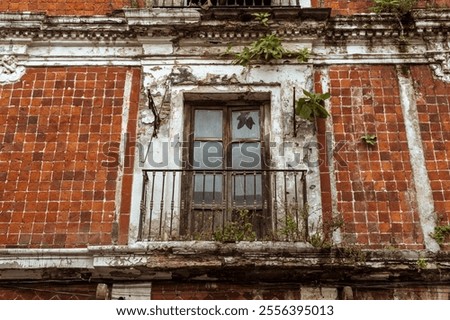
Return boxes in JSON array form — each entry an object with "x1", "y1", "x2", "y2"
[
  {"x1": 361, "y1": 134, "x2": 377, "y2": 146},
  {"x1": 226, "y1": 12, "x2": 310, "y2": 66},
  {"x1": 295, "y1": 89, "x2": 331, "y2": 122},
  {"x1": 213, "y1": 209, "x2": 257, "y2": 242},
  {"x1": 430, "y1": 224, "x2": 450, "y2": 244},
  {"x1": 371, "y1": 0, "x2": 417, "y2": 15}
]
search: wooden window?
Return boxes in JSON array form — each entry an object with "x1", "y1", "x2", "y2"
[
  {"x1": 188, "y1": 0, "x2": 272, "y2": 6},
  {"x1": 181, "y1": 99, "x2": 271, "y2": 239}
]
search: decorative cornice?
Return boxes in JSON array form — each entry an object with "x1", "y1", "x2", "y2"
[
  {"x1": 1, "y1": 9, "x2": 450, "y2": 67},
  {"x1": 1, "y1": 9, "x2": 450, "y2": 42},
  {"x1": 427, "y1": 52, "x2": 450, "y2": 82},
  {"x1": 0, "y1": 244, "x2": 450, "y2": 282}
]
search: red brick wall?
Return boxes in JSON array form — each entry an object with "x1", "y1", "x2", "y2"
[
  {"x1": 411, "y1": 66, "x2": 450, "y2": 246},
  {"x1": 325, "y1": 65, "x2": 424, "y2": 249},
  {"x1": 151, "y1": 282, "x2": 300, "y2": 299},
  {"x1": 0, "y1": 0, "x2": 129, "y2": 16},
  {"x1": 3, "y1": 0, "x2": 450, "y2": 16},
  {"x1": 314, "y1": 71, "x2": 333, "y2": 241},
  {"x1": 311, "y1": 0, "x2": 450, "y2": 15},
  {"x1": 0, "y1": 67, "x2": 140, "y2": 248},
  {"x1": 0, "y1": 284, "x2": 97, "y2": 299},
  {"x1": 311, "y1": 0, "x2": 373, "y2": 16}
]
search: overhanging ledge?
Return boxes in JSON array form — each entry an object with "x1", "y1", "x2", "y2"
[{"x1": 0, "y1": 242, "x2": 450, "y2": 283}]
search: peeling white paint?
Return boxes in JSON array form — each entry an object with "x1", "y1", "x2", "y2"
[
  {"x1": 129, "y1": 62, "x2": 318, "y2": 242},
  {"x1": 397, "y1": 67, "x2": 440, "y2": 253},
  {"x1": 319, "y1": 66, "x2": 342, "y2": 245}
]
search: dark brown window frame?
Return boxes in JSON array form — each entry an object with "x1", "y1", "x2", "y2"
[{"x1": 180, "y1": 93, "x2": 272, "y2": 238}]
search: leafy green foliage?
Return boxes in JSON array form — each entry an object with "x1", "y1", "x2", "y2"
[
  {"x1": 252, "y1": 12, "x2": 271, "y2": 27},
  {"x1": 431, "y1": 224, "x2": 450, "y2": 244},
  {"x1": 371, "y1": 0, "x2": 417, "y2": 15},
  {"x1": 230, "y1": 12, "x2": 310, "y2": 66},
  {"x1": 280, "y1": 213, "x2": 302, "y2": 241},
  {"x1": 361, "y1": 134, "x2": 377, "y2": 146},
  {"x1": 296, "y1": 48, "x2": 310, "y2": 63},
  {"x1": 295, "y1": 90, "x2": 330, "y2": 122},
  {"x1": 234, "y1": 34, "x2": 286, "y2": 66},
  {"x1": 416, "y1": 257, "x2": 428, "y2": 270},
  {"x1": 213, "y1": 210, "x2": 256, "y2": 242},
  {"x1": 309, "y1": 233, "x2": 329, "y2": 248}
]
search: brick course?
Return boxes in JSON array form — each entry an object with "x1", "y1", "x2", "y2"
[
  {"x1": 0, "y1": 284, "x2": 97, "y2": 299},
  {"x1": 325, "y1": 65, "x2": 424, "y2": 249},
  {"x1": 2, "y1": 1, "x2": 450, "y2": 16},
  {"x1": 151, "y1": 282, "x2": 301, "y2": 300},
  {"x1": 312, "y1": 0, "x2": 450, "y2": 15},
  {"x1": 411, "y1": 65, "x2": 450, "y2": 247},
  {"x1": 0, "y1": 67, "x2": 140, "y2": 248},
  {"x1": 0, "y1": 0, "x2": 128, "y2": 16}
]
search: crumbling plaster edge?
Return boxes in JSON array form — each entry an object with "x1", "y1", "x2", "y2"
[{"x1": 0, "y1": 243, "x2": 448, "y2": 269}]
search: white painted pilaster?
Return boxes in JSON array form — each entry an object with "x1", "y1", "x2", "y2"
[{"x1": 396, "y1": 66, "x2": 440, "y2": 252}]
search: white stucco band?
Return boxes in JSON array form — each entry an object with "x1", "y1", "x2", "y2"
[{"x1": 128, "y1": 62, "x2": 322, "y2": 243}]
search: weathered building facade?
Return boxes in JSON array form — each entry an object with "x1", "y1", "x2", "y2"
[{"x1": 1, "y1": 0, "x2": 450, "y2": 299}]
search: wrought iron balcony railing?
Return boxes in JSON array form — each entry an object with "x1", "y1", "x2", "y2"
[
  {"x1": 150, "y1": 0, "x2": 302, "y2": 7},
  {"x1": 138, "y1": 169, "x2": 307, "y2": 241}
]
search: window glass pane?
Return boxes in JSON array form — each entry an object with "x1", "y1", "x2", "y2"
[
  {"x1": 232, "y1": 110, "x2": 260, "y2": 140},
  {"x1": 194, "y1": 110, "x2": 222, "y2": 139},
  {"x1": 193, "y1": 141, "x2": 223, "y2": 169},
  {"x1": 231, "y1": 142, "x2": 261, "y2": 169},
  {"x1": 232, "y1": 174, "x2": 262, "y2": 205},
  {"x1": 194, "y1": 174, "x2": 223, "y2": 204}
]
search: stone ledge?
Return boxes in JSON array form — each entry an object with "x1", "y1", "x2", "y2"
[{"x1": 0, "y1": 243, "x2": 449, "y2": 282}]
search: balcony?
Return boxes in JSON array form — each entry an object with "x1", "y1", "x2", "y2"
[
  {"x1": 149, "y1": 0, "x2": 304, "y2": 7},
  {"x1": 138, "y1": 169, "x2": 308, "y2": 241}
]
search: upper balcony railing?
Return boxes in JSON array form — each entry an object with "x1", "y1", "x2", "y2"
[
  {"x1": 138, "y1": 169, "x2": 308, "y2": 242},
  {"x1": 149, "y1": 0, "x2": 303, "y2": 7}
]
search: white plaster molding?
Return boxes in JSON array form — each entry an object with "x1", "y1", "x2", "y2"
[
  {"x1": 111, "y1": 283, "x2": 152, "y2": 300},
  {"x1": 0, "y1": 55, "x2": 26, "y2": 84},
  {"x1": 397, "y1": 66, "x2": 440, "y2": 253},
  {"x1": 429, "y1": 52, "x2": 450, "y2": 83},
  {"x1": 319, "y1": 66, "x2": 341, "y2": 245},
  {"x1": 124, "y1": 8, "x2": 201, "y2": 25}
]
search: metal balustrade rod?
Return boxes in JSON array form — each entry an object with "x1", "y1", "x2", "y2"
[
  {"x1": 148, "y1": 171, "x2": 156, "y2": 239},
  {"x1": 138, "y1": 171, "x2": 149, "y2": 241},
  {"x1": 158, "y1": 171, "x2": 166, "y2": 237},
  {"x1": 294, "y1": 171, "x2": 299, "y2": 229},
  {"x1": 139, "y1": 168, "x2": 307, "y2": 240},
  {"x1": 170, "y1": 171, "x2": 176, "y2": 237}
]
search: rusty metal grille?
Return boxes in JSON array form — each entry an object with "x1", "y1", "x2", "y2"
[
  {"x1": 188, "y1": 0, "x2": 272, "y2": 6},
  {"x1": 150, "y1": 0, "x2": 302, "y2": 7},
  {"x1": 138, "y1": 168, "x2": 307, "y2": 241}
]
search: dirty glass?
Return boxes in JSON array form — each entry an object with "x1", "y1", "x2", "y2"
[{"x1": 194, "y1": 110, "x2": 222, "y2": 139}]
